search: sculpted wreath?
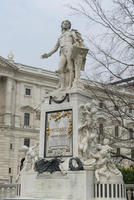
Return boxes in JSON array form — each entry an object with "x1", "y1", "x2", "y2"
[{"x1": 69, "y1": 157, "x2": 83, "y2": 171}]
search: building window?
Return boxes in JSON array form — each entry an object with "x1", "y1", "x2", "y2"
[
  {"x1": 24, "y1": 113, "x2": 30, "y2": 126},
  {"x1": 10, "y1": 143, "x2": 13, "y2": 150},
  {"x1": 116, "y1": 148, "x2": 120, "y2": 155},
  {"x1": 24, "y1": 138, "x2": 30, "y2": 147},
  {"x1": 99, "y1": 101, "x2": 103, "y2": 108},
  {"x1": 9, "y1": 168, "x2": 11, "y2": 174},
  {"x1": 98, "y1": 124, "x2": 103, "y2": 142},
  {"x1": 129, "y1": 107, "x2": 133, "y2": 114},
  {"x1": 131, "y1": 149, "x2": 134, "y2": 159},
  {"x1": 25, "y1": 88, "x2": 31, "y2": 96},
  {"x1": 99, "y1": 124, "x2": 103, "y2": 135},
  {"x1": 129, "y1": 128, "x2": 133, "y2": 139},
  {"x1": 115, "y1": 126, "x2": 119, "y2": 138}
]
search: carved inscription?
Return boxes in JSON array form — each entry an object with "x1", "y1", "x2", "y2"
[{"x1": 45, "y1": 109, "x2": 73, "y2": 157}]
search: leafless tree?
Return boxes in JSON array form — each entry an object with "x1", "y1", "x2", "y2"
[
  {"x1": 70, "y1": 0, "x2": 134, "y2": 82},
  {"x1": 83, "y1": 79, "x2": 134, "y2": 165},
  {"x1": 68, "y1": 0, "x2": 134, "y2": 164}
]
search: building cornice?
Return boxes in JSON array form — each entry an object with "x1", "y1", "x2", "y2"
[
  {"x1": 15, "y1": 62, "x2": 58, "y2": 81},
  {"x1": 0, "y1": 56, "x2": 58, "y2": 87},
  {"x1": 0, "y1": 125, "x2": 40, "y2": 133},
  {"x1": 0, "y1": 56, "x2": 18, "y2": 70},
  {"x1": 83, "y1": 79, "x2": 134, "y2": 100}
]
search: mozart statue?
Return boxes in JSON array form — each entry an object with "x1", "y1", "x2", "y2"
[{"x1": 41, "y1": 20, "x2": 88, "y2": 90}]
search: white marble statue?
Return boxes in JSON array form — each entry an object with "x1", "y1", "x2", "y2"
[
  {"x1": 78, "y1": 102, "x2": 122, "y2": 182},
  {"x1": 22, "y1": 142, "x2": 39, "y2": 171},
  {"x1": 15, "y1": 142, "x2": 39, "y2": 183},
  {"x1": 94, "y1": 140, "x2": 112, "y2": 182},
  {"x1": 41, "y1": 20, "x2": 88, "y2": 90},
  {"x1": 94, "y1": 139, "x2": 122, "y2": 182},
  {"x1": 79, "y1": 102, "x2": 98, "y2": 161},
  {"x1": 84, "y1": 138, "x2": 122, "y2": 183}
]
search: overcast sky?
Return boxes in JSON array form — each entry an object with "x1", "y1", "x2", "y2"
[{"x1": 0, "y1": 0, "x2": 112, "y2": 76}]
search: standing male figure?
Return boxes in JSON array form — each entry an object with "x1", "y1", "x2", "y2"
[{"x1": 41, "y1": 20, "x2": 85, "y2": 90}]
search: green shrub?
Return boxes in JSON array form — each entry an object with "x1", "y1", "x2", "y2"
[{"x1": 119, "y1": 168, "x2": 134, "y2": 184}]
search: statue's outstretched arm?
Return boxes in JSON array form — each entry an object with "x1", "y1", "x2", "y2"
[
  {"x1": 31, "y1": 142, "x2": 39, "y2": 150},
  {"x1": 41, "y1": 40, "x2": 59, "y2": 59}
]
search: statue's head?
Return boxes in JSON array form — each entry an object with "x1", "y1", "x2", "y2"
[
  {"x1": 103, "y1": 138, "x2": 109, "y2": 145},
  {"x1": 61, "y1": 20, "x2": 71, "y2": 30}
]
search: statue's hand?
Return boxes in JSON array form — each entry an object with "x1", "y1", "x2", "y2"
[{"x1": 41, "y1": 53, "x2": 49, "y2": 59}]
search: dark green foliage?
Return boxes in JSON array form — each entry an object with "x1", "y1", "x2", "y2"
[{"x1": 119, "y1": 168, "x2": 134, "y2": 184}]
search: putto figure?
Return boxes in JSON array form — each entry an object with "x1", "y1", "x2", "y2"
[{"x1": 41, "y1": 20, "x2": 88, "y2": 90}]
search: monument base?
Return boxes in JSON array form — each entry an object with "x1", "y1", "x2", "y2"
[
  {"x1": 20, "y1": 170, "x2": 94, "y2": 200},
  {"x1": 14, "y1": 89, "x2": 127, "y2": 200}
]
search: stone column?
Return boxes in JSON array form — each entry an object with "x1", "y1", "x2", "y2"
[
  {"x1": 14, "y1": 81, "x2": 21, "y2": 127},
  {"x1": 4, "y1": 77, "x2": 13, "y2": 126}
]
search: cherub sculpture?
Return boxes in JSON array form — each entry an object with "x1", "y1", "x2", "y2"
[
  {"x1": 89, "y1": 139, "x2": 121, "y2": 182},
  {"x1": 15, "y1": 142, "x2": 39, "y2": 183},
  {"x1": 79, "y1": 102, "x2": 98, "y2": 160},
  {"x1": 22, "y1": 142, "x2": 39, "y2": 171}
]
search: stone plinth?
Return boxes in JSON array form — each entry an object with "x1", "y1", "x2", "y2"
[
  {"x1": 20, "y1": 170, "x2": 94, "y2": 200},
  {"x1": 39, "y1": 88, "x2": 92, "y2": 158},
  {"x1": 19, "y1": 88, "x2": 127, "y2": 200}
]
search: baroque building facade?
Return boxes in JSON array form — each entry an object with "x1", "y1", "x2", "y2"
[{"x1": 0, "y1": 56, "x2": 58, "y2": 183}]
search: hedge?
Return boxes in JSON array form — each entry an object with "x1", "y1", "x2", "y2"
[{"x1": 119, "y1": 168, "x2": 134, "y2": 184}]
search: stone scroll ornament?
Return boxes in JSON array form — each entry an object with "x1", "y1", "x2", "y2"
[{"x1": 41, "y1": 20, "x2": 88, "y2": 90}]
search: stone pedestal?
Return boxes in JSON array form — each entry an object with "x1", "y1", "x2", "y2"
[
  {"x1": 39, "y1": 88, "x2": 92, "y2": 158},
  {"x1": 19, "y1": 88, "x2": 126, "y2": 200},
  {"x1": 20, "y1": 170, "x2": 94, "y2": 200},
  {"x1": 19, "y1": 88, "x2": 95, "y2": 200}
]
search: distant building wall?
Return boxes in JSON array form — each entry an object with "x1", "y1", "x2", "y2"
[{"x1": 0, "y1": 56, "x2": 58, "y2": 183}]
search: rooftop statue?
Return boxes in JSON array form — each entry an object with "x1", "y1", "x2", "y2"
[{"x1": 41, "y1": 20, "x2": 88, "y2": 90}]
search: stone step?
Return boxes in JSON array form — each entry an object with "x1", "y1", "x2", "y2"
[
  {"x1": 4, "y1": 198, "x2": 70, "y2": 200},
  {"x1": 3, "y1": 198, "x2": 49, "y2": 200}
]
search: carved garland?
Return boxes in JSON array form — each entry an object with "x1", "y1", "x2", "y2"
[{"x1": 49, "y1": 93, "x2": 69, "y2": 104}]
